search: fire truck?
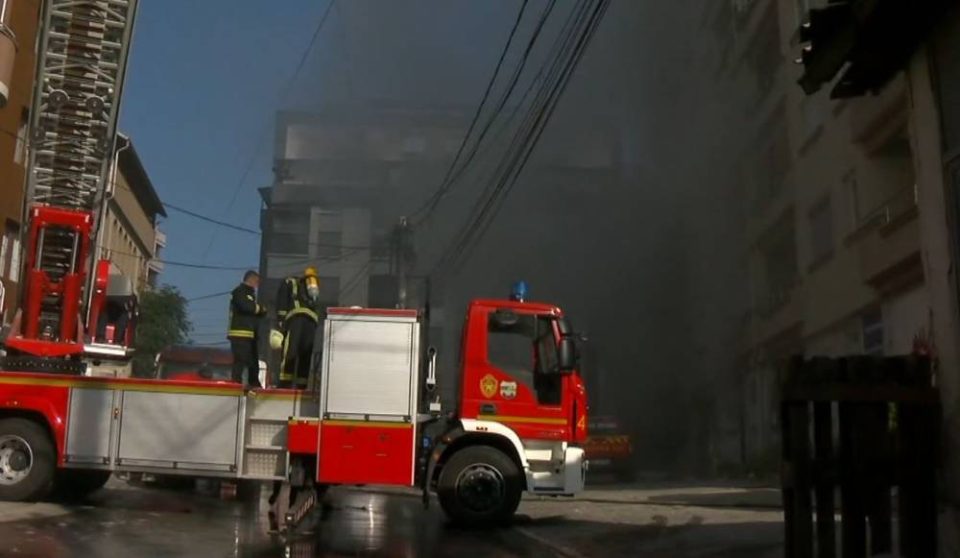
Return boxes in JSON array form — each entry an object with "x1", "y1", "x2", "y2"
[{"x1": 0, "y1": 0, "x2": 589, "y2": 525}]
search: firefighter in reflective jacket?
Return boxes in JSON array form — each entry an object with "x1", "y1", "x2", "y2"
[
  {"x1": 228, "y1": 270, "x2": 267, "y2": 388},
  {"x1": 269, "y1": 267, "x2": 324, "y2": 510},
  {"x1": 275, "y1": 266, "x2": 324, "y2": 389}
]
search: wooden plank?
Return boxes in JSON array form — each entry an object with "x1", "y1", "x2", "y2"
[
  {"x1": 783, "y1": 400, "x2": 798, "y2": 558},
  {"x1": 863, "y1": 403, "x2": 892, "y2": 555},
  {"x1": 898, "y1": 402, "x2": 939, "y2": 557},
  {"x1": 839, "y1": 401, "x2": 867, "y2": 558},
  {"x1": 781, "y1": 384, "x2": 939, "y2": 404},
  {"x1": 787, "y1": 401, "x2": 814, "y2": 558},
  {"x1": 813, "y1": 401, "x2": 835, "y2": 558}
]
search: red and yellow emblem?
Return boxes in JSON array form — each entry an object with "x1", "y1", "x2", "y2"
[{"x1": 480, "y1": 374, "x2": 498, "y2": 398}]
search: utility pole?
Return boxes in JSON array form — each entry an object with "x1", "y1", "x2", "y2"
[{"x1": 394, "y1": 217, "x2": 410, "y2": 309}]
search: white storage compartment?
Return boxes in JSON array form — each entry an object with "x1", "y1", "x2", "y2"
[{"x1": 320, "y1": 309, "x2": 420, "y2": 420}]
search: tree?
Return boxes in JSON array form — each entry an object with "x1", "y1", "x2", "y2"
[{"x1": 133, "y1": 285, "x2": 191, "y2": 377}]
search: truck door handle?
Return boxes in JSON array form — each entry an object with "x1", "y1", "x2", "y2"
[{"x1": 480, "y1": 403, "x2": 496, "y2": 415}]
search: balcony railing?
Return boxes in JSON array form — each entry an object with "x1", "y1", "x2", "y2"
[{"x1": 854, "y1": 184, "x2": 917, "y2": 233}]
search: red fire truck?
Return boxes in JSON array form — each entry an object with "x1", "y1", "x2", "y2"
[
  {"x1": 0, "y1": 2, "x2": 589, "y2": 524},
  {"x1": 0, "y1": 302, "x2": 588, "y2": 524}
]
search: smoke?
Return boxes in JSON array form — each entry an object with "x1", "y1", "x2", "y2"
[{"x1": 278, "y1": 0, "x2": 748, "y2": 475}]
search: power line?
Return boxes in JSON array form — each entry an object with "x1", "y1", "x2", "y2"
[
  {"x1": 164, "y1": 200, "x2": 376, "y2": 251},
  {"x1": 432, "y1": 0, "x2": 609, "y2": 277},
  {"x1": 201, "y1": 0, "x2": 339, "y2": 261},
  {"x1": 456, "y1": 0, "x2": 609, "y2": 270},
  {"x1": 163, "y1": 203, "x2": 259, "y2": 235},
  {"x1": 340, "y1": 261, "x2": 372, "y2": 299},
  {"x1": 187, "y1": 290, "x2": 233, "y2": 302},
  {"x1": 104, "y1": 246, "x2": 256, "y2": 271},
  {"x1": 431, "y1": 1, "x2": 581, "y2": 270},
  {"x1": 409, "y1": 0, "x2": 531, "y2": 222}
]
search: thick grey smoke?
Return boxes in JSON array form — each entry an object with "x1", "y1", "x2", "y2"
[{"x1": 279, "y1": 0, "x2": 746, "y2": 475}]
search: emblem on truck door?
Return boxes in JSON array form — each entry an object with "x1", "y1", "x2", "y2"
[
  {"x1": 480, "y1": 374, "x2": 498, "y2": 398},
  {"x1": 499, "y1": 381, "x2": 517, "y2": 400}
]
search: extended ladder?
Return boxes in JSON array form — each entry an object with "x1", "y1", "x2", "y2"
[{"x1": 7, "y1": 0, "x2": 138, "y2": 356}]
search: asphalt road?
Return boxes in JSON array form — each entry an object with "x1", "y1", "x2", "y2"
[{"x1": 0, "y1": 480, "x2": 566, "y2": 558}]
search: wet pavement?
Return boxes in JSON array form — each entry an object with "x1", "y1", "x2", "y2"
[{"x1": 0, "y1": 479, "x2": 564, "y2": 558}]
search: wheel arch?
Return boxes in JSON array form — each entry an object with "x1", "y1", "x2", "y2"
[
  {"x1": 0, "y1": 393, "x2": 67, "y2": 467},
  {"x1": 0, "y1": 409, "x2": 56, "y2": 444},
  {"x1": 432, "y1": 419, "x2": 528, "y2": 490}
]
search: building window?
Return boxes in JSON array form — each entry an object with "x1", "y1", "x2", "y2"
[
  {"x1": 808, "y1": 195, "x2": 834, "y2": 266},
  {"x1": 270, "y1": 233, "x2": 308, "y2": 255},
  {"x1": 318, "y1": 276, "x2": 340, "y2": 307},
  {"x1": 759, "y1": 211, "x2": 798, "y2": 315},
  {"x1": 314, "y1": 231, "x2": 341, "y2": 259},
  {"x1": 862, "y1": 309, "x2": 884, "y2": 355},
  {"x1": 5, "y1": 221, "x2": 20, "y2": 283},
  {"x1": 270, "y1": 208, "x2": 309, "y2": 255},
  {"x1": 367, "y1": 274, "x2": 398, "y2": 308},
  {"x1": 14, "y1": 108, "x2": 28, "y2": 165},
  {"x1": 0, "y1": 230, "x2": 8, "y2": 278}
]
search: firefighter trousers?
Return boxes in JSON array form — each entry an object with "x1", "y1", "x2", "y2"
[
  {"x1": 229, "y1": 338, "x2": 261, "y2": 388},
  {"x1": 280, "y1": 315, "x2": 316, "y2": 388}
]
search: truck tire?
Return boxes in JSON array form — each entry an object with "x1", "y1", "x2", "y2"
[
  {"x1": 0, "y1": 418, "x2": 55, "y2": 501},
  {"x1": 52, "y1": 469, "x2": 111, "y2": 501},
  {"x1": 437, "y1": 445, "x2": 523, "y2": 526}
]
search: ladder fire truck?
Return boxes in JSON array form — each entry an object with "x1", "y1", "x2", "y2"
[{"x1": 0, "y1": 0, "x2": 589, "y2": 525}]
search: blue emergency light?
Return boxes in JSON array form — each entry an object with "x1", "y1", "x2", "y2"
[{"x1": 510, "y1": 280, "x2": 529, "y2": 302}]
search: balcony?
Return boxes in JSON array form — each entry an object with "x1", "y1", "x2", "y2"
[
  {"x1": 847, "y1": 77, "x2": 907, "y2": 147},
  {"x1": 748, "y1": 281, "x2": 803, "y2": 348},
  {"x1": 849, "y1": 186, "x2": 922, "y2": 294}
]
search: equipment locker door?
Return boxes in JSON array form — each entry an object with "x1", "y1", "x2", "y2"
[{"x1": 116, "y1": 391, "x2": 241, "y2": 472}]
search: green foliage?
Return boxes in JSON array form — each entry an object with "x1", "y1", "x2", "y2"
[{"x1": 133, "y1": 285, "x2": 191, "y2": 377}]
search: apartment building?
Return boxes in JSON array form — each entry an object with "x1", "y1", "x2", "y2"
[
  {"x1": 701, "y1": 0, "x2": 931, "y2": 471},
  {"x1": 258, "y1": 106, "x2": 470, "y2": 310},
  {"x1": 98, "y1": 134, "x2": 166, "y2": 295},
  {"x1": 0, "y1": 0, "x2": 38, "y2": 321}
]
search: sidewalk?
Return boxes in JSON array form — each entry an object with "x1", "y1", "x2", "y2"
[
  {"x1": 350, "y1": 480, "x2": 783, "y2": 510},
  {"x1": 568, "y1": 483, "x2": 782, "y2": 510}
]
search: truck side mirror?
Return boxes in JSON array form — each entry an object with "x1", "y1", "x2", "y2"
[{"x1": 558, "y1": 337, "x2": 576, "y2": 372}]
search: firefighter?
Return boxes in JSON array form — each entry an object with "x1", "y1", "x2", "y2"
[
  {"x1": 269, "y1": 267, "x2": 324, "y2": 509},
  {"x1": 275, "y1": 266, "x2": 324, "y2": 389},
  {"x1": 228, "y1": 270, "x2": 267, "y2": 388}
]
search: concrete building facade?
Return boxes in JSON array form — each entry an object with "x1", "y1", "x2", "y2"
[
  {"x1": 258, "y1": 107, "x2": 469, "y2": 311},
  {"x1": 0, "y1": 0, "x2": 38, "y2": 322},
  {"x1": 701, "y1": 0, "x2": 931, "y2": 474},
  {"x1": 98, "y1": 134, "x2": 166, "y2": 295},
  {"x1": 703, "y1": 0, "x2": 960, "y2": 550}
]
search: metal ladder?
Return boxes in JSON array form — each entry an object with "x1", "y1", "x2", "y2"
[{"x1": 22, "y1": 0, "x2": 139, "y2": 334}]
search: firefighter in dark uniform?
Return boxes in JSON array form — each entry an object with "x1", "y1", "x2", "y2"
[
  {"x1": 228, "y1": 270, "x2": 266, "y2": 388},
  {"x1": 275, "y1": 266, "x2": 324, "y2": 389},
  {"x1": 269, "y1": 266, "x2": 324, "y2": 509}
]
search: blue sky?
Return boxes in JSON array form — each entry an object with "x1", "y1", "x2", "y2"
[{"x1": 117, "y1": 0, "x2": 520, "y2": 341}]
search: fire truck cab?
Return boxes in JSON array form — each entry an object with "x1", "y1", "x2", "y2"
[{"x1": 0, "y1": 298, "x2": 587, "y2": 525}]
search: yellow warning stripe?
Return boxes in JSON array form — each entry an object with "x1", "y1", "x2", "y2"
[
  {"x1": 252, "y1": 391, "x2": 317, "y2": 401},
  {"x1": 227, "y1": 329, "x2": 254, "y2": 338},
  {"x1": 289, "y1": 418, "x2": 320, "y2": 425},
  {"x1": 322, "y1": 419, "x2": 413, "y2": 429},
  {"x1": 0, "y1": 374, "x2": 243, "y2": 396},
  {"x1": 477, "y1": 414, "x2": 567, "y2": 426}
]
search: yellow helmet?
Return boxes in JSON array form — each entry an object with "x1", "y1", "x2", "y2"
[
  {"x1": 269, "y1": 329, "x2": 284, "y2": 350},
  {"x1": 304, "y1": 266, "x2": 318, "y2": 278}
]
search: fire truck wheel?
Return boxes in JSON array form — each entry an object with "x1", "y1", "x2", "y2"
[
  {"x1": 437, "y1": 445, "x2": 523, "y2": 526},
  {"x1": 52, "y1": 469, "x2": 112, "y2": 501},
  {"x1": 0, "y1": 418, "x2": 55, "y2": 502}
]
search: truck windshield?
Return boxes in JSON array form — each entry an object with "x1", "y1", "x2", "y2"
[{"x1": 487, "y1": 313, "x2": 561, "y2": 405}]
